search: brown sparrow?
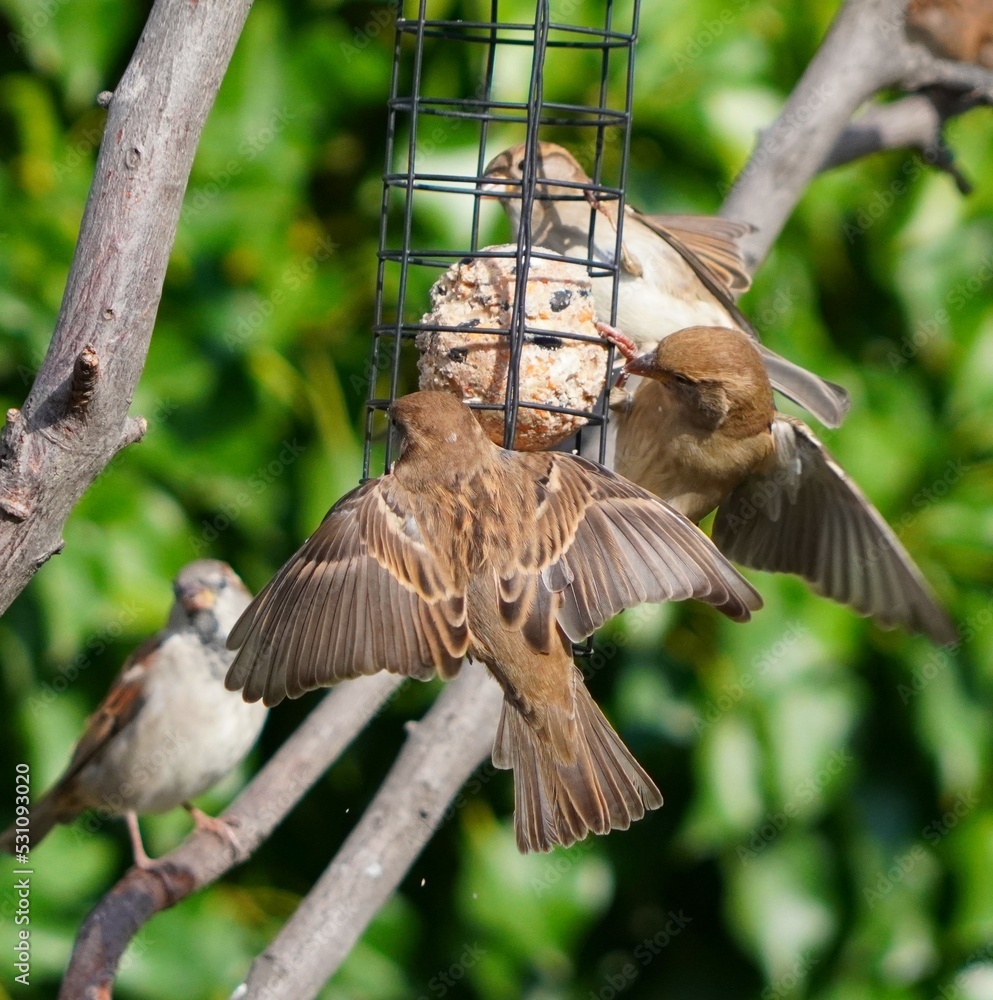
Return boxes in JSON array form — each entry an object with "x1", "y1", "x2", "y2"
[
  {"x1": 0, "y1": 560, "x2": 268, "y2": 867},
  {"x1": 226, "y1": 391, "x2": 762, "y2": 852},
  {"x1": 482, "y1": 141, "x2": 851, "y2": 429},
  {"x1": 613, "y1": 327, "x2": 955, "y2": 644}
]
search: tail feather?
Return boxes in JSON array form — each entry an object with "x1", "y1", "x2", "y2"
[
  {"x1": 493, "y1": 676, "x2": 662, "y2": 853},
  {"x1": 758, "y1": 344, "x2": 851, "y2": 429},
  {"x1": 0, "y1": 788, "x2": 79, "y2": 854}
]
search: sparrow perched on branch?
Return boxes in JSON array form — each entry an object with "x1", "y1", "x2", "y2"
[
  {"x1": 0, "y1": 561, "x2": 268, "y2": 868},
  {"x1": 482, "y1": 140, "x2": 851, "y2": 429},
  {"x1": 226, "y1": 390, "x2": 762, "y2": 853},
  {"x1": 612, "y1": 326, "x2": 955, "y2": 644}
]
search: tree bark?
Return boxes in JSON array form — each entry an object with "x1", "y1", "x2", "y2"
[
  {"x1": 0, "y1": 0, "x2": 255, "y2": 614},
  {"x1": 49, "y1": 0, "x2": 993, "y2": 996}
]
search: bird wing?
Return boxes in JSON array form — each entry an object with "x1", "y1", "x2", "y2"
[
  {"x1": 635, "y1": 213, "x2": 754, "y2": 293},
  {"x1": 712, "y1": 417, "x2": 955, "y2": 644},
  {"x1": 624, "y1": 213, "x2": 851, "y2": 429},
  {"x1": 60, "y1": 640, "x2": 156, "y2": 781},
  {"x1": 493, "y1": 453, "x2": 763, "y2": 649},
  {"x1": 226, "y1": 480, "x2": 470, "y2": 706}
]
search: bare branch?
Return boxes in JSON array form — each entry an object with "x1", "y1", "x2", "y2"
[
  {"x1": 59, "y1": 673, "x2": 404, "y2": 999},
  {"x1": 0, "y1": 0, "x2": 253, "y2": 615},
  {"x1": 56, "y1": 1, "x2": 993, "y2": 996},
  {"x1": 722, "y1": 0, "x2": 993, "y2": 267},
  {"x1": 818, "y1": 90, "x2": 988, "y2": 192},
  {"x1": 235, "y1": 668, "x2": 504, "y2": 1000}
]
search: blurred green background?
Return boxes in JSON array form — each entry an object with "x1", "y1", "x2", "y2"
[{"x1": 1, "y1": 0, "x2": 992, "y2": 997}]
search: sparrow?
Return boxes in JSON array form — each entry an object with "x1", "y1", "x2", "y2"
[
  {"x1": 225, "y1": 390, "x2": 762, "y2": 853},
  {"x1": 612, "y1": 326, "x2": 955, "y2": 644},
  {"x1": 907, "y1": 0, "x2": 993, "y2": 68},
  {"x1": 482, "y1": 140, "x2": 851, "y2": 429},
  {"x1": 0, "y1": 560, "x2": 268, "y2": 868}
]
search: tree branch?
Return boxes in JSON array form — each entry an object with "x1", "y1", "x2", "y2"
[
  {"x1": 722, "y1": 0, "x2": 993, "y2": 266},
  {"x1": 58, "y1": 672, "x2": 404, "y2": 1000},
  {"x1": 818, "y1": 90, "x2": 989, "y2": 192},
  {"x1": 55, "y1": 1, "x2": 993, "y2": 997},
  {"x1": 235, "y1": 668, "x2": 504, "y2": 1000},
  {"x1": 0, "y1": 0, "x2": 254, "y2": 615}
]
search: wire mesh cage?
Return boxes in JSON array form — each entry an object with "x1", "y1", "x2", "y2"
[{"x1": 363, "y1": 0, "x2": 641, "y2": 479}]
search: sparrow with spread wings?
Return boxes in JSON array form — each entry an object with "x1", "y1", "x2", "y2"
[
  {"x1": 611, "y1": 326, "x2": 955, "y2": 644},
  {"x1": 226, "y1": 391, "x2": 763, "y2": 852}
]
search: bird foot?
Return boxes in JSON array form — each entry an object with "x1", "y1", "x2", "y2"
[
  {"x1": 185, "y1": 804, "x2": 243, "y2": 858},
  {"x1": 595, "y1": 322, "x2": 639, "y2": 389}
]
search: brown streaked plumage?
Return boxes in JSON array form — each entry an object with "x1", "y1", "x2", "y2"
[
  {"x1": 482, "y1": 140, "x2": 851, "y2": 429},
  {"x1": 615, "y1": 327, "x2": 955, "y2": 645},
  {"x1": 0, "y1": 561, "x2": 267, "y2": 868},
  {"x1": 226, "y1": 390, "x2": 763, "y2": 852}
]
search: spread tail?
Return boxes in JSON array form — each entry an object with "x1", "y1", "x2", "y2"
[{"x1": 493, "y1": 673, "x2": 662, "y2": 853}]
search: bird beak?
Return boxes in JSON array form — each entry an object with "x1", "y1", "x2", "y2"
[
  {"x1": 622, "y1": 353, "x2": 659, "y2": 379},
  {"x1": 180, "y1": 586, "x2": 216, "y2": 613},
  {"x1": 478, "y1": 154, "x2": 514, "y2": 198},
  {"x1": 478, "y1": 172, "x2": 511, "y2": 199}
]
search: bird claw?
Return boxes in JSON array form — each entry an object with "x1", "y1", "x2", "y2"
[
  {"x1": 596, "y1": 322, "x2": 640, "y2": 390},
  {"x1": 186, "y1": 804, "x2": 243, "y2": 857}
]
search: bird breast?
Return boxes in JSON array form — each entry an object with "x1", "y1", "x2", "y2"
[{"x1": 614, "y1": 378, "x2": 771, "y2": 523}]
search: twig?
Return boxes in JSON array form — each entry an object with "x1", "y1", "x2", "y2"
[
  {"x1": 722, "y1": 0, "x2": 993, "y2": 267},
  {"x1": 0, "y1": 0, "x2": 254, "y2": 614},
  {"x1": 58, "y1": 672, "x2": 404, "y2": 1000},
  {"x1": 55, "y1": 1, "x2": 993, "y2": 996},
  {"x1": 234, "y1": 668, "x2": 504, "y2": 1000},
  {"x1": 818, "y1": 90, "x2": 987, "y2": 193}
]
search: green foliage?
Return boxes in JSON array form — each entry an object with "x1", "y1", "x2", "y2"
[{"x1": 1, "y1": 0, "x2": 992, "y2": 997}]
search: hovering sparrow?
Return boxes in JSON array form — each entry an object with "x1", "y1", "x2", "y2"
[
  {"x1": 0, "y1": 561, "x2": 268, "y2": 868},
  {"x1": 612, "y1": 326, "x2": 955, "y2": 644},
  {"x1": 482, "y1": 140, "x2": 851, "y2": 429},
  {"x1": 226, "y1": 390, "x2": 762, "y2": 853}
]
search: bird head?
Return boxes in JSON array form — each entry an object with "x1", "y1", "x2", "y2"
[
  {"x1": 389, "y1": 391, "x2": 494, "y2": 481},
  {"x1": 624, "y1": 326, "x2": 774, "y2": 435},
  {"x1": 481, "y1": 141, "x2": 597, "y2": 237},
  {"x1": 171, "y1": 560, "x2": 252, "y2": 643}
]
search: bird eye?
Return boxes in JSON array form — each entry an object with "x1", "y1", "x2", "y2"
[
  {"x1": 673, "y1": 373, "x2": 693, "y2": 386},
  {"x1": 516, "y1": 159, "x2": 525, "y2": 171}
]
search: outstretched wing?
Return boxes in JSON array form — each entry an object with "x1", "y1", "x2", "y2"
[
  {"x1": 226, "y1": 480, "x2": 470, "y2": 706},
  {"x1": 490, "y1": 452, "x2": 763, "y2": 651},
  {"x1": 713, "y1": 417, "x2": 955, "y2": 644}
]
